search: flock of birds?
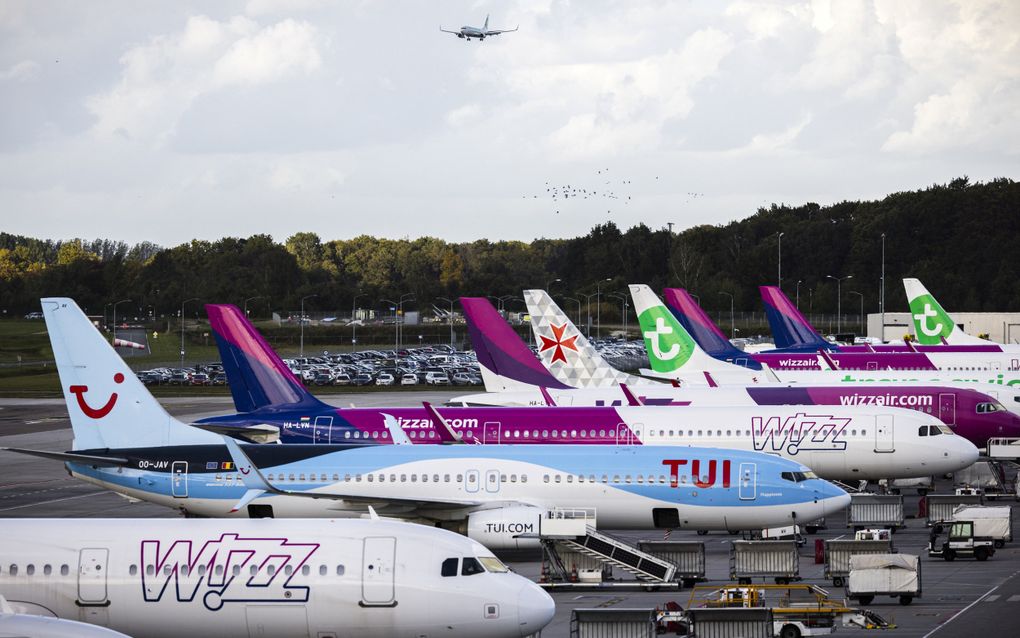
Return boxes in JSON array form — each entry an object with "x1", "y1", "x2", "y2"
[{"x1": 524, "y1": 168, "x2": 704, "y2": 215}]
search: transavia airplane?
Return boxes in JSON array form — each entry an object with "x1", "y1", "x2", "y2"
[
  {"x1": 4, "y1": 298, "x2": 850, "y2": 546},
  {"x1": 0, "y1": 518, "x2": 555, "y2": 638},
  {"x1": 440, "y1": 15, "x2": 518, "y2": 40},
  {"x1": 904, "y1": 278, "x2": 1020, "y2": 350},
  {"x1": 198, "y1": 303, "x2": 977, "y2": 478},
  {"x1": 454, "y1": 295, "x2": 1020, "y2": 446}
]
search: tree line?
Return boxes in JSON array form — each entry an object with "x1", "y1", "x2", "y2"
[{"x1": 1, "y1": 176, "x2": 1017, "y2": 322}]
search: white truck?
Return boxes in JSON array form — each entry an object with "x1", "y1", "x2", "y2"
[
  {"x1": 949, "y1": 506, "x2": 1012, "y2": 548},
  {"x1": 847, "y1": 554, "x2": 921, "y2": 606}
]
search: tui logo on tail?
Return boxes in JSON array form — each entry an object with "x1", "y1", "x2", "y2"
[{"x1": 69, "y1": 372, "x2": 124, "y2": 419}]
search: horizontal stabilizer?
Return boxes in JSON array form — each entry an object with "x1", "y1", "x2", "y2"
[
  {"x1": 1, "y1": 447, "x2": 130, "y2": 466},
  {"x1": 190, "y1": 422, "x2": 281, "y2": 444}
]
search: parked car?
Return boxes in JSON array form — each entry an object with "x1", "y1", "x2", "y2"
[
  {"x1": 450, "y1": 372, "x2": 473, "y2": 386},
  {"x1": 400, "y1": 373, "x2": 419, "y2": 386},
  {"x1": 376, "y1": 373, "x2": 395, "y2": 386},
  {"x1": 168, "y1": 372, "x2": 190, "y2": 386},
  {"x1": 333, "y1": 374, "x2": 352, "y2": 386},
  {"x1": 190, "y1": 373, "x2": 210, "y2": 386},
  {"x1": 211, "y1": 372, "x2": 228, "y2": 386},
  {"x1": 351, "y1": 374, "x2": 373, "y2": 387},
  {"x1": 425, "y1": 371, "x2": 450, "y2": 386},
  {"x1": 23, "y1": 311, "x2": 43, "y2": 320}
]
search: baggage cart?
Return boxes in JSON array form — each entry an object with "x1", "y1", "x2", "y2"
[
  {"x1": 729, "y1": 541, "x2": 800, "y2": 585},
  {"x1": 824, "y1": 539, "x2": 893, "y2": 587},
  {"x1": 847, "y1": 553, "x2": 921, "y2": 606}
]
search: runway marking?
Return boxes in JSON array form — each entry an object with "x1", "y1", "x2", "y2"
[
  {"x1": 1008, "y1": 594, "x2": 1020, "y2": 602},
  {"x1": 924, "y1": 567, "x2": 1020, "y2": 637},
  {"x1": 0, "y1": 491, "x2": 103, "y2": 512},
  {"x1": 984, "y1": 594, "x2": 1000, "y2": 602}
]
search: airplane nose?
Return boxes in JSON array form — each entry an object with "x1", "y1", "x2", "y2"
[
  {"x1": 957, "y1": 438, "x2": 980, "y2": 467},
  {"x1": 517, "y1": 582, "x2": 555, "y2": 636},
  {"x1": 815, "y1": 482, "x2": 851, "y2": 517}
]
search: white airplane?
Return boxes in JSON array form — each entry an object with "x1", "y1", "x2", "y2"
[
  {"x1": 4, "y1": 297, "x2": 851, "y2": 547},
  {"x1": 1, "y1": 595, "x2": 130, "y2": 637},
  {"x1": 440, "y1": 15, "x2": 518, "y2": 40},
  {"x1": 0, "y1": 518, "x2": 554, "y2": 638}
]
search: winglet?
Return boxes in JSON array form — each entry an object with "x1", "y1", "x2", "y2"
[
  {"x1": 759, "y1": 362, "x2": 781, "y2": 383},
  {"x1": 619, "y1": 383, "x2": 642, "y2": 406},
  {"x1": 367, "y1": 505, "x2": 380, "y2": 520},
  {"x1": 538, "y1": 387, "x2": 556, "y2": 406},
  {"x1": 423, "y1": 402, "x2": 464, "y2": 444},
  {"x1": 381, "y1": 414, "x2": 413, "y2": 445},
  {"x1": 220, "y1": 436, "x2": 271, "y2": 512},
  {"x1": 818, "y1": 349, "x2": 840, "y2": 370},
  {"x1": 670, "y1": 379, "x2": 682, "y2": 388},
  {"x1": 703, "y1": 371, "x2": 718, "y2": 388}
]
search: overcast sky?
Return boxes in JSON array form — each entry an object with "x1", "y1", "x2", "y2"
[{"x1": 1, "y1": 0, "x2": 1017, "y2": 246}]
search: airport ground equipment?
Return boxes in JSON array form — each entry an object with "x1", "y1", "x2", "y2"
[
  {"x1": 882, "y1": 475, "x2": 934, "y2": 496},
  {"x1": 686, "y1": 584, "x2": 894, "y2": 637},
  {"x1": 730, "y1": 541, "x2": 800, "y2": 585},
  {"x1": 684, "y1": 607, "x2": 774, "y2": 638},
  {"x1": 752, "y1": 525, "x2": 806, "y2": 547},
  {"x1": 636, "y1": 540, "x2": 706, "y2": 587},
  {"x1": 944, "y1": 505, "x2": 1012, "y2": 548},
  {"x1": 986, "y1": 437, "x2": 1020, "y2": 459},
  {"x1": 846, "y1": 494, "x2": 904, "y2": 532},
  {"x1": 569, "y1": 608, "x2": 658, "y2": 637},
  {"x1": 925, "y1": 493, "x2": 984, "y2": 526},
  {"x1": 953, "y1": 460, "x2": 1019, "y2": 499},
  {"x1": 928, "y1": 520, "x2": 996, "y2": 561},
  {"x1": 824, "y1": 538, "x2": 894, "y2": 587},
  {"x1": 538, "y1": 509, "x2": 677, "y2": 585},
  {"x1": 847, "y1": 554, "x2": 921, "y2": 605},
  {"x1": 802, "y1": 517, "x2": 827, "y2": 534}
]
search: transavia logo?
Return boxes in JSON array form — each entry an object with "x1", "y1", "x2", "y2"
[
  {"x1": 141, "y1": 534, "x2": 319, "y2": 611},
  {"x1": 909, "y1": 294, "x2": 948, "y2": 343},
  {"x1": 69, "y1": 373, "x2": 124, "y2": 419},
  {"x1": 539, "y1": 323, "x2": 579, "y2": 364},
  {"x1": 638, "y1": 307, "x2": 695, "y2": 372}
]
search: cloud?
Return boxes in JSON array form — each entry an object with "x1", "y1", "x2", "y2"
[
  {"x1": 0, "y1": 60, "x2": 39, "y2": 82},
  {"x1": 85, "y1": 15, "x2": 323, "y2": 147}
]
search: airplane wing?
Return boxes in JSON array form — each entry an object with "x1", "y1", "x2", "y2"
[
  {"x1": 221, "y1": 436, "x2": 481, "y2": 512},
  {"x1": 440, "y1": 26, "x2": 461, "y2": 34},
  {"x1": 1, "y1": 447, "x2": 131, "y2": 466},
  {"x1": 484, "y1": 25, "x2": 518, "y2": 35}
]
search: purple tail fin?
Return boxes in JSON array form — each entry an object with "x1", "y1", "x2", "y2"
[
  {"x1": 663, "y1": 288, "x2": 762, "y2": 370},
  {"x1": 206, "y1": 304, "x2": 327, "y2": 412},
  {"x1": 460, "y1": 297, "x2": 571, "y2": 389},
  {"x1": 759, "y1": 286, "x2": 837, "y2": 352}
]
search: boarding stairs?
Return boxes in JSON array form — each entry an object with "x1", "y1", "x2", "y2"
[{"x1": 540, "y1": 508, "x2": 676, "y2": 583}]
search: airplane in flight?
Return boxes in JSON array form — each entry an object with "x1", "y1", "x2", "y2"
[
  {"x1": 4, "y1": 297, "x2": 850, "y2": 546},
  {"x1": 201, "y1": 302, "x2": 980, "y2": 476},
  {"x1": 0, "y1": 518, "x2": 554, "y2": 638},
  {"x1": 440, "y1": 15, "x2": 518, "y2": 41}
]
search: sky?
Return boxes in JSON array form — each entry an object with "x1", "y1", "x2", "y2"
[{"x1": 1, "y1": 0, "x2": 1018, "y2": 246}]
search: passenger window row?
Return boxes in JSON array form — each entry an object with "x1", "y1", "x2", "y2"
[
  {"x1": 3, "y1": 564, "x2": 69, "y2": 576},
  {"x1": 542, "y1": 473, "x2": 689, "y2": 485}
]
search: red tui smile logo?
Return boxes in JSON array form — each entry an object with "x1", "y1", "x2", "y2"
[{"x1": 69, "y1": 373, "x2": 124, "y2": 419}]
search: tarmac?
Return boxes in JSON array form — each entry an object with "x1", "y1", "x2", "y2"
[{"x1": 1, "y1": 392, "x2": 1018, "y2": 638}]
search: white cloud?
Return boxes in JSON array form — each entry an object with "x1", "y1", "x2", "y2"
[
  {"x1": 0, "y1": 60, "x2": 39, "y2": 81},
  {"x1": 85, "y1": 15, "x2": 323, "y2": 147},
  {"x1": 446, "y1": 104, "x2": 482, "y2": 127}
]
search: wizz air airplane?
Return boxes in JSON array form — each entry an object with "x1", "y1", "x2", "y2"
[
  {"x1": 0, "y1": 518, "x2": 554, "y2": 638},
  {"x1": 206, "y1": 301, "x2": 978, "y2": 476},
  {"x1": 0, "y1": 595, "x2": 129, "y2": 637},
  {"x1": 758, "y1": 285, "x2": 1006, "y2": 354},
  {"x1": 6, "y1": 298, "x2": 850, "y2": 545}
]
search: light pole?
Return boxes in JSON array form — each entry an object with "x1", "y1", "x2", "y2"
[
  {"x1": 796, "y1": 280, "x2": 802, "y2": 309},
  {"x1": 351, "y1": 293, "x2": 365, "y2": 352},
  {"x1": 244, "y1": 296, "x2": 263, "y2": 318},
  {"x1": 608, "y1": 292, "x2": 629, "y2": 337},
  {"x1": 849, "y1": 291, "x2": 864, "y2": 336},
  {"x1": 112, "y1": 298, "x2": 131, "y2": 344},
  {"x1": 564, "y1": 296, "x2": 582, "y2": 327},
  {"x1": 103, "y1": 303, "x2": 112, "y2": 332},
  {"x1": 546, "y1": 278, "x2": 561, "y2": 292},
  {"x1": 577, "y1": 292, "x2": 596, "y2": 336},
  {"x1": 397, "y1": 293, "x2": 415, "y2": 350},
  {"x1": 826, "y1": 275, "x2": 853, "y2": 332},
  {"x1": 180, "y1": 297, "x2": 198, "y2": 370},
  {"x1": 777, "y1": 231, "x2": 785, "y2": 289},
  {"x1": 437, "y1": 297, "x2": 456, "y2": 347},
  {"x1": 299, "y1": 294, "x2": 318, "y2": 358},
  {"x1": 595, "y1": 278, "x2": 612, "y2": 339},
  {"x1": 718, "y1": 291, "x2": 735, "y2": 338},
  {"x1": 880, "y1": 232, "x2": 886, "y2": 342}
]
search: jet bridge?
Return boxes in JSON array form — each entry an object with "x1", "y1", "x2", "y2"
[{"x1": 538, "y1": 509, "x2": 677, "y2": 585}]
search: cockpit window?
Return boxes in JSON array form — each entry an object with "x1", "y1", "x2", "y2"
[
  {"x1": 936, "y1": 424, "x2": 953, "y2": 435},
  {"x1": 918, "y1": 425, "x2": 928, "y2": 437},
  {"x1": 781, "y1": 471, "x2": 818, "y2": 483},
  {"x1": 977, "y1": 402, "x2": 1005, "y2": 414},
  {"x1": 441, "y1": 558, "x2": 458, "y2": 577},
  {"x1": 461, "y1": 557, "x2": 485, "y2": 576},
  {"x1": 478, "y1": 556, "x2": 508, "y2": 573}
]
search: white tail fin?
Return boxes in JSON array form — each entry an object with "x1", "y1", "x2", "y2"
[
  {"x1": 903, "y1": 278, "x2": 987, "y2": 345},
  {"x1": 484, "y1": 14, "x2": 489, "y2": 30},
  {"x1": 42, "y1": 298, "x2": 219, "y2": 450},
  {"x1": 523, "y1": 289, "x2": 657, "y2": 387}
]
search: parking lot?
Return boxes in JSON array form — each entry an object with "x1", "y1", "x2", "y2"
[{"x1": 2, "y1": 392, "x2": 1018, "y2": 638}]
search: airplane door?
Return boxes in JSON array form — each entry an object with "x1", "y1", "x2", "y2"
[
  {"x1": 875, "y1": 415, "x2": 894, "y2": 452},
  {"x1": 630, "y1": 423, "x2": 644, "y2": 445},
  {"x1": 171, "y1": 461, "x2": 188, "y2": 498},
  {"x1": 484, "y1": 422, "x2": 501, "y2": 444},
  {"x1": 313, "y1": 416, "x2": 333, "y2": 444},
  {"x1": 361, "y1": 537, "x2": 396, "y2": 606},
  {"x1": 867, "y1": 361, "x2": 878, "y2": 371},
  {"x1": 485, "y1": 469, "x2": 501, "y2": 493},
  {"x1": 616, "y1": 423, "x2": 628, "y2": 445},
  {"x1": 465, "y1": 469, "x2": 480, "y2": 493},
  {"x1": 77, "y1": 548, "x2": 108, "y2": 605},
  {"x1": 939, "y1": 393, "x2": 957, "y2": 426},
  {"x1": 738, "y1": 463, "x2": 756, "y2": 500},
  {"x1": 246, "y1": 606, "x2": 309, "y2": 638}
]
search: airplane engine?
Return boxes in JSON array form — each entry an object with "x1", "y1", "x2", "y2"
[{"x1": 466, "y1": 506, "x2": 544, "y2": 549}]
